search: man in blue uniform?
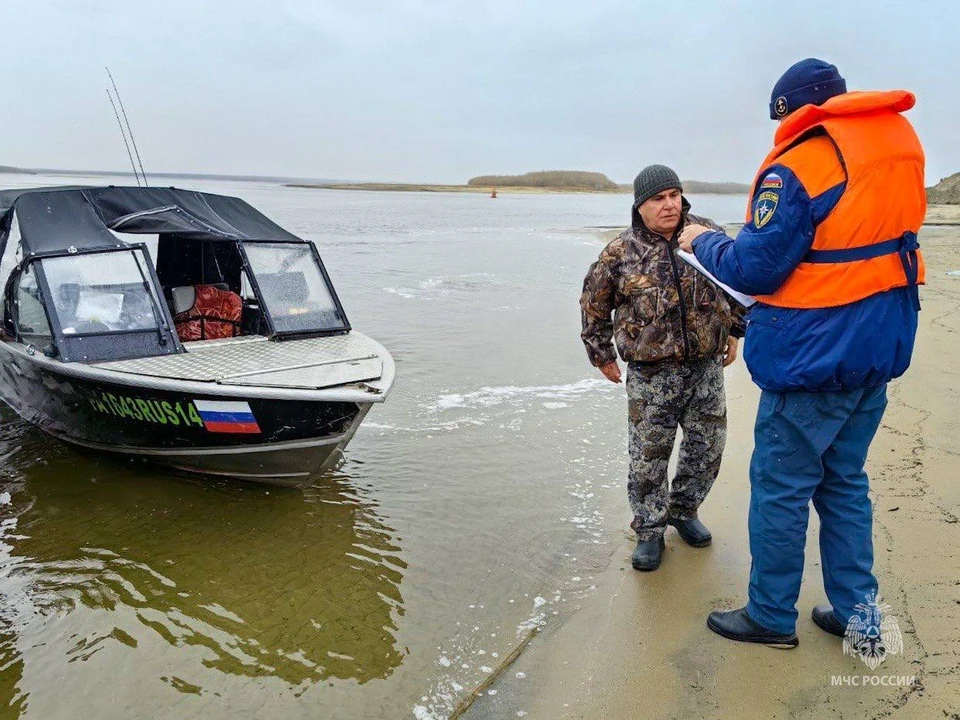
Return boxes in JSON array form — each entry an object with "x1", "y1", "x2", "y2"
[{"x1": 678, "y1": 59, "x2": 925, "y2": 648}]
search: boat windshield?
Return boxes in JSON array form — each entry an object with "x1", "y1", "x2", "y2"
[
  {"x1": 244, "y1": 242, "x2": 346, "y2": 333},
  {"x1": 42, "y1": 249, "x2": 164, "y2": 335}
]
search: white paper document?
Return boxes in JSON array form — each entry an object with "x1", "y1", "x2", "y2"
[{"x1": 677, "y1": 250, "x2": 756, "y2": 307}]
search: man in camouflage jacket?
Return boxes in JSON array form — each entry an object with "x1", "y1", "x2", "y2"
[{"x1": 580, "y1": 164, "x2": 745, "y2": 571}]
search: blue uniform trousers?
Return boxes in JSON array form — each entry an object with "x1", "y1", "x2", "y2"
[{"x1": 746, "y1": 385, "x2": 887, "y2": 634}]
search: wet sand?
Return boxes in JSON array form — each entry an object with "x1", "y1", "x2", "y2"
[
  {"x1": 924, "y1": 203, "x2": 960, "y2": 225},
  {"x1": 474, "y1": 222, "x2": 960, "y2": 718}
]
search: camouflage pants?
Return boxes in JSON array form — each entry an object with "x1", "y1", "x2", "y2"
[{"x1": 626, "y1": 357, "x2": 726, "y2": 541}]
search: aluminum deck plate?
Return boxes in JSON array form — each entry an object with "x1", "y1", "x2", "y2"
[{"x1": 93, "y1": 333, "x2": 383, "y2": 389}]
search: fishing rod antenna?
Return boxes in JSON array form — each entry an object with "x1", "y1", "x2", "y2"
[
  {"x1": 106, "y1": 67, "x2": 148, "y2": 186},
  {"x1": 105, "y1": 86, "x2": 141, "y2": 187}
]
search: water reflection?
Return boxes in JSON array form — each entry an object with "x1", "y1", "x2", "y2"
[{"x1": 0, "y1": 415, "x2": 405, "y2": 716}]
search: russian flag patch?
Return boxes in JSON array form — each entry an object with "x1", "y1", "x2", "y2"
[
  {"x1": 760, "y1": 173, "x2": 783, "y2": 190},
  {"x1": 194, "y1": 400, "x2": 261, "y2": 434}
]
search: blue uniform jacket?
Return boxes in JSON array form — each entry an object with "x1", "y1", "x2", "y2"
[{"x1": 691, "y1": 164, "x2": 918, "y2": 393}]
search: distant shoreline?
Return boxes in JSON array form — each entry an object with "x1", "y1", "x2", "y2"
[
  {"x1": 5, "y1": 167, "x2": 957, "y2": 202},
  {"x1": 287, "y1": 182, "x2": 750, "y2": 195},
  {"x1": 287, "y1": 182, "x2": 624, "y2": 194},
  {"x1": 0, "y1": 165, "x2": 36, "y2": 175}
]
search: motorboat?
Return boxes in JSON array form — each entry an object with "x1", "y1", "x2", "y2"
[{"x1": 0, "y1": 185, "x2": 394, "y2": 487}]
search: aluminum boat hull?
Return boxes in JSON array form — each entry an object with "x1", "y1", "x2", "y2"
[{"x1": 0, "y1": 336, "x2": 391, "y2": 488}]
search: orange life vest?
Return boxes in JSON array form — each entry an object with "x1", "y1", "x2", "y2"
[
  {"x1": 173, "y1": 284, "x2": 242, "y2": 342},
  {"x1": 748, "y1": 90, "x2": 926, "y2": 309}
]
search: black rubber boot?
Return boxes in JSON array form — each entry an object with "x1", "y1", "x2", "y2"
[
  {"x1": 631, "y1": 536, "x2": 665, "y2": 571},
  {"x1": 707, "y1": 607, "x2": 799, "y2": 649},
  {"x1": 812, "y1": 604, "x2": 846, "y2": 637},
  {"x1": 668, "y1": 515, "x2": 712, "y2": 547}
]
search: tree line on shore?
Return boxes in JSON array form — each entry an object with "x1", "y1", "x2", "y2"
[
  {"x1": 468, "y1": 170, "x2": 619, "y2": 190},
  {"x1": 469, "y1": 169, "x2": 960, "y2": 203},
  {"x1": 468, "y1": 170, "x2": 751, "y2": 194}
]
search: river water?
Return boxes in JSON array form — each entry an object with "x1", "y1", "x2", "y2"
[{"x1": 0, "y1": 174, "x2": 747, "y2": 719}]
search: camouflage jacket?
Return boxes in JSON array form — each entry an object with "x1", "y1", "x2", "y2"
[{"x1": 580, "y1": 213, "x2": 746, "y2": 366}]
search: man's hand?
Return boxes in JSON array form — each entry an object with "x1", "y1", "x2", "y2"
[
  {"x1": 722, "y1": 337, "x2": 738, "y2": 367},
  {"x1": 599, "y1": 360, "x2": 622, "y2": 384},
  {"x1": 677, "y1": 223, "x2": 713, "y2": 253}
]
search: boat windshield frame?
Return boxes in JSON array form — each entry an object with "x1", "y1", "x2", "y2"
[
  {"x1": 238, "y1": 238, "x2": 351, "y2": 339},
  {"x1": 26, "y1": 243, "x2": 182, "y2": 362}
]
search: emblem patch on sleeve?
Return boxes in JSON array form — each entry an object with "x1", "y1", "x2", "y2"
[
  {"x1": 760, "y1": 173, "x2": 783, "y2": 190},
  {"x1": 754, "y1": 191, "x2": 779, "y2": 229}
]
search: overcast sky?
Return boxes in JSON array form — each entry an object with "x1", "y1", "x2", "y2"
[{"x1": 3, "y1": 0, "x2": 957, "y2": 184}]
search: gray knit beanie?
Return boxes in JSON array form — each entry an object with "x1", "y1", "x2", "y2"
[{"x1": 633, "y1": 164, "x2": 682, "y2": 207}]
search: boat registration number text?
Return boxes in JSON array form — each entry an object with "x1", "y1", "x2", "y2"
[{"x1": 88, "y1": 392, "x2": 204, "y2": 427}]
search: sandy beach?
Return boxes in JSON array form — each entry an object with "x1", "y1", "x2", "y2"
[{"x1": 469, "y1": 217, "x2": 960, "y2": 719}]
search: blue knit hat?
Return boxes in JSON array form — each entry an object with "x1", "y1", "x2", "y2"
[{"x1": 770, "y1": 58, "x2": 847, "y2": 119}]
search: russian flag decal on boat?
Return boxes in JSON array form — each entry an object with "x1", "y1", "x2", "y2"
[{"x1": 194, "y1": 400, "x2": 261, "y2": 434}]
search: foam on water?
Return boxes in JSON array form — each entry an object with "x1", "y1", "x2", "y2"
[
  {"x1": 434, "y1": 379, "x2": 613, "y2": 411},
  {"x1": 382, "y1": 272, "x2": 505, "y2": 301}
]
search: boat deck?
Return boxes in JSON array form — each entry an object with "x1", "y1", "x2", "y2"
[{"x1": 93, "y1": 332, "x2": 383, "y2": 390}]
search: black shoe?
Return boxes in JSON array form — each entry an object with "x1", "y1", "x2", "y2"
[
  {"x1": 668, "y1": 515, "x2": 712, "y2": 547},
  {"x1": 707, "y1": 607, "x2": 799, "y2": 649},
  {"x1": 812, "y1": 604, "x2": 846, "y2": 637},
  {"x1": 631, "y1": 536, "x2": 665, "y2": 571}
]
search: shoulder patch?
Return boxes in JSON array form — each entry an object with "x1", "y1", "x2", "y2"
[
  {"x1": 753, "y1": 191, "x2": 779, "y2": 229},
  {"x1": 760, "y1": 173, "x2": 783, "y2": 190}
]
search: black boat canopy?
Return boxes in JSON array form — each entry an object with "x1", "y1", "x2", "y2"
[{"x1": 0, "y1": 186, "x2": 303, "y2": 257}]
